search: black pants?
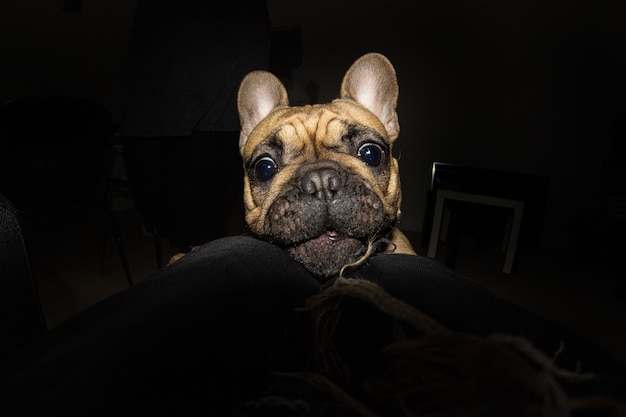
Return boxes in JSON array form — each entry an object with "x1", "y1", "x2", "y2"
[
  {"x1": 1, "y1": 236, "x2": 624, "y2": 415},
  {"x1": 123, "y1": 130, "x2": 246, "y2": 251}
]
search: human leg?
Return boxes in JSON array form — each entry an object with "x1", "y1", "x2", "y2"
[
  {"x1": 0, "y1": 236, "x2": 319, "y2": 416},
  {"x1": 342, "y1": 253, "x2": 625, "y2": 374}
]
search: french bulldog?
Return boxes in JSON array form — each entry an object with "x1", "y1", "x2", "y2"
[{"x1": 237, "y1": 52, "x2": 416, "y2": 278}]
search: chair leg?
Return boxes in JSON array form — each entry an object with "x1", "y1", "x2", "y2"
[
  {"x1": 109, "y1": 210, "x2": 133, "y2": 286},
  {"x1": 102, "y1": 177, "x2": 134, "y2": 285},
  {"x1": 154, "y1": 233, "x2": 163, "y2": 270},
  {"x1": 90, "y1": 204, "x2": 107, "y2": 273},
  {"x1": 444, "y1": 209, "x2": 460, "y2": 269}
]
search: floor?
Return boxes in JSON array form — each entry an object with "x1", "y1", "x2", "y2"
[{"x1": 22, "y1": 192, "x2": 626, "y2": 367}]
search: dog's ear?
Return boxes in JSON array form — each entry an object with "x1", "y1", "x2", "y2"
[
  {"x1": 340, "y1": 53, "x2": 400, "y2": 142},
  {"x1": 237, "y1": 71, "x2": 289, "y2": 152}
]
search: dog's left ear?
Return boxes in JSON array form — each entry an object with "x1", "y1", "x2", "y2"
[
  {"x1": 340, "y1": 53, "x2": 400, "y2": 142},
  {"x1": 238, "y1": 70, "x2": 289, "y2": 152}
]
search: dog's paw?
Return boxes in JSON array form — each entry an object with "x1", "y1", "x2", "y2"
[
  {"x1": 166, "y1": 246, "x2": 200, "y2": 266},
  {"x1": 167, "y1": 252, "x2": 186, "y2": 265}
]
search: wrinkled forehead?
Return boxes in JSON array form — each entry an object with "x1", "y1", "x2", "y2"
[{"x1": 241, "y1": 100, "x2": 388, "y2": 159}]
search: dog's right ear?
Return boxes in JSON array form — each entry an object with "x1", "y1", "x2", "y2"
[{"x1": 237, "y1": 71, "x2": 289, "y2": 153}]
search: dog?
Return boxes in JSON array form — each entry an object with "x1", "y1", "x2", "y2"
[{"x1": 236, "y1": 52, "x2": 415, "y2": 278}]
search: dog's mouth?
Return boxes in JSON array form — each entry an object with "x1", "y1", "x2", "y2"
[
  {"x1": 260, "y1": 168, "x2": 394, "y2": 279},
  {"x1": 324, "y1": 230, "x2": 345, "y2": 241},
  {"x1": 285, "y1": 229, "x2": 371, "y2": 279},
  {"x1": 304, "y1": 228, "x2": 361, "y2": 247},
  {"x1": 296, "y1": 228, "x2": 363, "y2": 250}
]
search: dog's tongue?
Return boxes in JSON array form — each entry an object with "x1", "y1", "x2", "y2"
[{"x1": 324, "y1": 230, "x2": 345, "y2": 241}]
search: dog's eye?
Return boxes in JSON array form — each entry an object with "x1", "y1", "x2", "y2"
[
  {"x1": 254, "y1": 156, "x2": 278, "y2": 181},
  {"x1": 357, "y1": 143, "x2": 384, "y2": 167}
]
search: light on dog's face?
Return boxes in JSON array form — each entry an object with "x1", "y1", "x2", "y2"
[
  {"x1": 244, "y1": 110, "x2": 394, "y2": 206},
  {"x1": 240, "y1": 109, "x2": 397, "y2": 278},
  {"x1": 237, "y1": 53, "x2": 409, "y2": 278}
]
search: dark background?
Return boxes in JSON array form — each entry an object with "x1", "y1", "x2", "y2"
[{"x1": 1, "y1": 0, "x2": 625, "y2": 251}]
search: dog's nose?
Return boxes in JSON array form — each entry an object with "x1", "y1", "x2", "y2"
[{"x1": 300, "y1": 164, "x2": 345, "y2": 201}]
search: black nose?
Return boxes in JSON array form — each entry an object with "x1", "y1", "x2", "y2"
[{"x1": 299, "y1": 162, "x2": 346, "y2": 201}]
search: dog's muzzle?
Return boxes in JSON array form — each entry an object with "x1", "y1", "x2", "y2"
[{"x1": 261, "y1": 160, "x2": 390, "y2": 278}]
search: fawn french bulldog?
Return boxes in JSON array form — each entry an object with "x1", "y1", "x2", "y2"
[{"x1": 236, "y1": 52, "x2": 415, "y2": 278}]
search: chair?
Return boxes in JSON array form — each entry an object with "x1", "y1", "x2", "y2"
[
  {"x1": 121, "y1": 131, "x2": 246, "y2": 269},
  {"x1": 0, "y1": 192, "x2": 47, "y2": 365},
  {"x1": 422, "y1": 162, "x2": 549, "y2": 274},
  {"x1": 0, "y1": 96, "x2": 132, "y2": 285}
]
